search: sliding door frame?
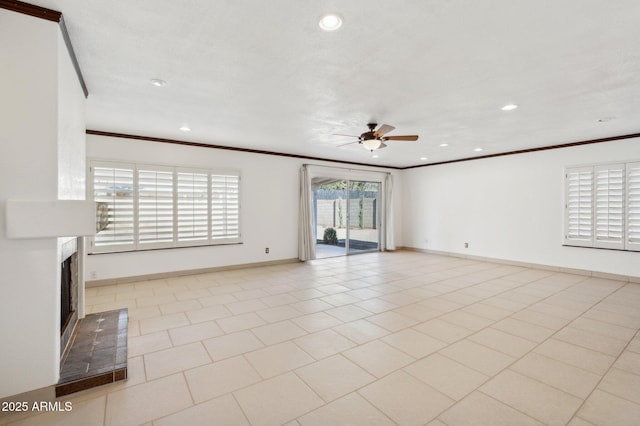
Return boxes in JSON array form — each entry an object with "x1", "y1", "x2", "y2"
[
  {"x1": 306, "y1": 164, "x2": 393, "y2": 258},
  {"x1": 346, "y1": 179, "x2": 381, "y2": 255}
]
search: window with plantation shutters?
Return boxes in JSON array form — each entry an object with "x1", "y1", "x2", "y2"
[
  {"x1": 211, "y1": 174, "x2": 240, "y2": 240},
  {"x1": 91, "y1": 162, "x2": 135, "y2": 252},
  {"x1": 565, "y1": 167, "x2": 593, "y2": 247},
  {"x1": 177, "y1": 171, "x2": 209, "y2": 243},
  {"x1": 138, "y1": 167, "x2": 175, "y2": 247},
  {"x1": 89, "y1": 160, "x2": 241, "y2": 253},
  {"x1": 564, "y1": 161, "x2": 639, "y2": 252},
  {"x1": 628, "y1": 162, "x2": 640, "y2": 251},
  {"x1": 594, "y1": 165, "x2": 624, "y2": 249}
]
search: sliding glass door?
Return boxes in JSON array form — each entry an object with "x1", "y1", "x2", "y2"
[
  {"x1": 347, "y1": 181, "x2": 381, "y2": 254},
  {"x1": 313, "y1": 178, "x2": 346, "y2": 258},
  {"x1": 313, "y1": 178, "x2": 380, "y2": 258}
]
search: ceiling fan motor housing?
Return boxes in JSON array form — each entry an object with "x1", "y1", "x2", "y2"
[
  {"x1": 360, "y1": 131, "x2": 377, "y2": 141},
  {"x1": 361, "y1": 123, "x2": 379, "y2": 141}
]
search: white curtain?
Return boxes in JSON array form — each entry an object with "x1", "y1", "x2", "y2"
[
  {"x1": 384, "y1": 173, "x2": 395, "y2": 250},
  {"x1": 298, "y1": 165, "x2": 316, "y2": 260}
]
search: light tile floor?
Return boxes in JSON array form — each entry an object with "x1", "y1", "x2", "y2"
[{"x1": 2, "y1": 251, "x2": 640, "y2": 426}]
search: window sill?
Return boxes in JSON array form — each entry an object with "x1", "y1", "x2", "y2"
[
  {"x1": 562, "y1": 244, "x2": 638, "y2": 253},
  {"x1": 88, "y1": 241, "x2": 243, "y2": 255}
]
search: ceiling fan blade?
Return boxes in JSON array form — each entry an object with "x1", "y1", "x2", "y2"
[
  {"x1": 373, "y1": 124, "x2": 395, "y2": 137},
  {"x1": 378, "y1": 142, "x2": 388, "y2": 149},
  {"x1": 336, "y1": 141, "x2": 358, "y2": 147},
  {"x1": 332, "y1": 133, "x2": 359, "y2": 137},
  {"x1": 383, "y1": 135, "x2": 419, "y2": 141}
]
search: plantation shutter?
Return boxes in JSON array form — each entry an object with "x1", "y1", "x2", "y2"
[
  {"x1": 627, "y1": 162, "x2": 640, "y2": 251},
  {"x1": 565, "y1": 167, "x2": 593, "y2": 246},
  {"x1": 177, "y1": 171, "x2": 209, "y2": 243},
  {"x1": 89, "y1": 160, "x2": 241, "y2": 253},
  {"x1": 138, "y1": 166, "x2": 175, "y2": 247},
  {"x1": 211, "y1": 173, "x2": 240, "y2": 241},
  {"x1": 91, "y1": 162, "x2": 135, "y2": 252},
  {"x1": 594, "y1": 164, "x2": 625, "y2": 249}
]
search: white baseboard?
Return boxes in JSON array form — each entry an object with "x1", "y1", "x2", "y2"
[
  {"x1": 397, "y1": 247, "x2": 640, "y2": 283},
  {"x1": 86, "y1": 257, "x2": 301, "y2": 287}
]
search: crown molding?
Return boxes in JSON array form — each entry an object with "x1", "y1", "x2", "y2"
[
  {"x1": 0, "y1": 0, "x2": 60, "y2": 21},
  {"x1": 87, "y1": 130, "x2": 640, "y2": 170},
  {"x1": 403, "y1": 132, "x2": 640, "y2": 169},
  {"x1": 86, "y1": 130, "x2": 404, "y2": 170}
]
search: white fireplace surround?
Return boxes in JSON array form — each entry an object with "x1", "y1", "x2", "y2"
[{"x1": 0, "y1": 6, "x2": 88, "y2": 399}]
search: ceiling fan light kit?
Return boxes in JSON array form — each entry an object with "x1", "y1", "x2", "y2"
[
  {"x1": 362, "y1": 138, "x2": 382, "y2": 151},
  {"x1": 337, "y1": 122, "x2": 419, "y2": 152}
]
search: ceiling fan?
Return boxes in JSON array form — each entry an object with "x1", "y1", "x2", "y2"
[{"x1": 336, "y1": 123, "x2": 419, "y2": 152}]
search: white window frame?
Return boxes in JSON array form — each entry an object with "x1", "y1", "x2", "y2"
[
  {"x1": 594, "y1": 164, "x2": 625, "y2": 250},
  {"x1": 564, "y1": 166, "x2": 594, "y2": 247},
  {"x1": 88, "y1": 160, "x2": 241, "y2": 254},
  {"x1": 90, "y1": 160, "x2": 136, "y2": 253},
  {"x1": 176, "y1": 167, "x2": 211, "y2": 247},
  {"x1": 137, "y1": 164, "x2": 176, "y2": 250},
  {"x1": 210, "y1": 173, "x2": 241, "y2": 241},
  {"x1": 564, "y1": 160, "x2": 639, "y2": 252},
  {"x1": 628, "y1": 161, "x2": 640, "y2": 251}
]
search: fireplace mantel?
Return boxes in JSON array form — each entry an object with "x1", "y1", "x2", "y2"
[{"x1": 5, "y1": 199, "x2": 94, "y2": 239}]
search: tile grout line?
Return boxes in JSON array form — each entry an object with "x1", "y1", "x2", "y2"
[
  {"x1": 229, "y1": 391, "x2": 252, "y2": 425},
  {"x1": 477, "y1": 388, "x2": 551, "y2": 425},
  {"x1": 565, "y1": 325, "x2": 640, "y2": 424},
  {"x1": 101, "y1": 391, "x2": 108, "y2": 426}
]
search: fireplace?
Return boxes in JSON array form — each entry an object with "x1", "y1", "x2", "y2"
[
  {"x1": 59, "y1": 239, "x2": 79, "y2": 357},
  {"x1": 60, "y1": 254, "x2": 75, "y2": 333},
  {"x1": 55, "y1": 236, "x2": 129, "y2": 397}
]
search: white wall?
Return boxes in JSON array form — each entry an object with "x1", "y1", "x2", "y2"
[
  {"x1": 402, "y1": 138, "x2": 640, "y2": 278},
  {"x1": 0, "y1": 9, "x2": 86, "y2": 399},
  {"x1": 86, "y1": 134, "x2": 403, "y2": 280},
  {"x1": 0, "y1": 11, "x2": 60, "y2": 398}
]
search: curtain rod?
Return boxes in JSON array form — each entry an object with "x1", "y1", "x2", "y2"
[{"x1": 303, "y1": 163, "x2": 392, "y2": 175}]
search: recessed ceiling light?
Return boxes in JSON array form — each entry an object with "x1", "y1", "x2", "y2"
[
  {"x1": 179, "y1": 125, "x2": 191, "y2": 132},
  {"x1": 439, "y1": 143, "x2": 449, "y2": 147},
  {"x1": 150, "y1": 78, "x2": 166, "y2": 87},
  {"x1": 501, "y1": 103, "x2": 518, "y2": 111},
  {"x1": 319, "y1": 13, "x2": 343, "y2": 31},
  {"x1": 420, "y1": 157, "x2": 428, "y2": 161},
  {"x1": 474, "y1": 147, "x2": 483, "y2": 152}
]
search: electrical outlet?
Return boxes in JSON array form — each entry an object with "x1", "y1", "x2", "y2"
[
  {"x1": 265, "y1": 247, "x2": 269, "y2": 254},
  {"x1": 90, "y1": 270, "x2": 97, "y2": 279},
  {"x1": 464, "y1": 242, "x2": 469, "y2": 248}
]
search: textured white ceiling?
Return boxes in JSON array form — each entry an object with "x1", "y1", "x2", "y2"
[{"x1": 28, "y1": 0, "x2": 640, "y2": 167}]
